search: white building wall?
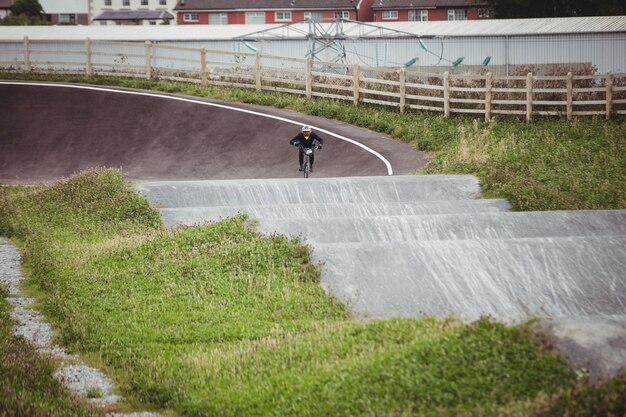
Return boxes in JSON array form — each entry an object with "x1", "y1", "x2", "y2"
[
  {"x1": 160, "y1": 33, "x2": 626, "y2": 75},
  {"x1": 40, "y1": 0, "x2": 89, "y2": 14},
  {"x1": 506, "y1": 34, "x2": 626, "y2": 74},
  {"x1": 90, "y1": 0, "x2": 178, "y2": 25}
]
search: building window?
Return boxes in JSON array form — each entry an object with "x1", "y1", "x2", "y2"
[
  {"x1": 245, "y1": 12, "x2": 265, "y2": 24},
  {"x1": 149, "y1": 20, "x2": 156, "y2": 25},
  {"x1": 183, "y1": 13, "x2": 198, "y2": 22},
  {"x1": 304, "y1": 11, "x2": 323, "y2": 22},
  {"x1": 334, "y1": 11, "x2": 349, "y2": 19},
  {"x1": 382, "y1": 10, "x2": 398, "y2": 20},
  {"x1": 104, "y1": 0, "x2": 111, "y2": 6},
  {"x1": 448, "y1": 9, "x2": 468, "y2": 20},
  {"x1": 160, "y1": 0, "x2": 166, "y2": 4},
  {"x1": 59, "y1": 13, "x2": 75, "y2": 24},
  {"x1": 209, "y1": 13, "x2": 227, "y2": 25},
  {"x1": 478, "y1": 8, "x2": 490, "y2": 18},
  {"x1": 275, "y1": 11, "x2": 291, "y2": 22},
  {"x1": 140, "y1": 0, "x2": 148, "y2": 5},
  {"x1": 122, "y1": 0, "x2": 129, "y2": 6},
  {"x1": 408, "y1": 9, "x2": 428, "y2": 21}
]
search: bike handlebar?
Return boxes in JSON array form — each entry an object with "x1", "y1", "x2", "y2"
[{"x1": 295, "y1": 144, "x2": 322, "y2": 149}]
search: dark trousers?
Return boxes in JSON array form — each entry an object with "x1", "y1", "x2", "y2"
[{"x1": 299, "y1": 147, "x2": 314, "y2": 166}]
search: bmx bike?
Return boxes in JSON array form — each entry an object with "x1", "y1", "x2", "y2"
[{"x1": 299, "y1": 145, "x2": 321, "y2": 178}]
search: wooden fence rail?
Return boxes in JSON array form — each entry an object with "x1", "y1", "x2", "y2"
[{"x1": 2, "y1": 36, "x2": 625, "y2": 121}]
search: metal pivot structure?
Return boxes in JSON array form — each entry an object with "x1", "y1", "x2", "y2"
[
  {"x1": 235, "y1": 19, "x2": 479, "y2": 71},
  {"x1": 305, "y1": 18, "x2": 348, "y2": 64},
  {"x1": 236, "y1": 18, "x2": 350, "y2": 64},
  {"x1": 236, "y1": 18, "x2": 437, "y2": 66}
]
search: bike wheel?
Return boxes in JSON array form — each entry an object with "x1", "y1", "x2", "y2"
[{"x1": 303, "y1": 161, "x2": 310, "y2": 178}]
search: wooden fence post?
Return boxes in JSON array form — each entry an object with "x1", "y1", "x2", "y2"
[
  {"x1": 443, "y1": 71, "x2": 450, "y2": 117},
  {"x1": 566, "y1": 72, "x2": 573, "y2": 120},
  {"x1": 399, "y1": 68, "x2": 406, "y2": 113},
  {"x1": 305, "y1": 58, "x2": 312, "y2": 98},
  {"x1": 353, "y1": 64, "x2": 360, "y2": 105},
  {"x1": 201, "y1": 47, "x2": 207, "y2": 86},
  {"x1": 145, "y1": 41, "x2": 152, "y2": 79},
  {"x1": 606, "y1": 71, "x2": 613, "y2": 120},
  {"x1": 485, "y1": 72, "x2": 492, "y2": 121},
  {"x1": 255, "y1": 51, "x2": 262, "y2": 91},
  {"x1": 85, "y1": 38, "x2": 92, "y2": 77},
  {"x1": 23, "y1": 36, "x2": 31, "y2": 72},
  {"x1": 526, "y1": 72, "x2": 533, "y2": 122}
]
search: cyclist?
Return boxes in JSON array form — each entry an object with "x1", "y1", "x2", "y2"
[{"x1": 289, "y1": 125, "x2": 324, "y2": 172}]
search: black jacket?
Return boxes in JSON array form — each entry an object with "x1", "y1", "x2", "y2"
[{"x1": 289, "y1": 131, "x2": 324, "y2": 148}]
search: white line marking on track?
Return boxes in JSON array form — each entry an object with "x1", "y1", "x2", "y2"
[{"x1": 1, "y1": 81, "x2": 394, "y2": 175}]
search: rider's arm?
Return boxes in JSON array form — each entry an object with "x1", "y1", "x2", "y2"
[{"x1": 290, "y1": 134, "x2": 301, "y2": 146}]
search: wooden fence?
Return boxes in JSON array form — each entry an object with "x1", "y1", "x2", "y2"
[{"x1": 2, "y1": 37, "x2": 625, "y2": 121}]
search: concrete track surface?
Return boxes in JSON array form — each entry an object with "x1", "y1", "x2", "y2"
[
  {"x1": 3, "y1": 82, "x2": 625, "y2": 382},
  {"x1": 136, "y1": 177, "x2": 626, "y2": 321}
]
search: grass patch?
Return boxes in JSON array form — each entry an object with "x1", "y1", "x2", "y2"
[
  {"x1": 86, "y1": 387, "x2": 103, "y2": 399},
  {"x1": 424, "y1": 119, "x2": 626, "y2": 210},
  {"x1": 525, "y1": 373, "x2": 626, "y2": 416},
  {"x1": 2, "y1": 72, "x2": 624, "y2": 210},
  {"x1": 3, "y1": 168, "x2": 623, "y2": 416}
]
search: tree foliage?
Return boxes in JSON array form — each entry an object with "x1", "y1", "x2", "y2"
[
  {"x1": 1, "y1": 0, "x2": 49, "y2": 25},
  {"x1": 483, "y1": 0, "x2": 626, "y2": 18},
  {"x1": 0, "y1": 14, "x2": 49, "y2": 25},
  {"x1": 9, "y1": 0, "x2": 44, "y2": 18}
]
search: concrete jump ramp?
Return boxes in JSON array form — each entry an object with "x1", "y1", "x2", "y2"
[
  {"x1": 137, "y1": 176, "x2": 626, "y2": 380},
  {"x1": 255, "y1": 210, "x2": 626, "y2": 243},
  {"x1": 136, "y1": 176, "x2": 626, "y2": 322},
  {"x1": 133, "y1": 175, "x2": 485, "y2": 206},
  {"x1": 314, "y1": 236, "x2": 626, "y2": 319},
  {"x1": 158, "y1": 200, "x2": 510, "y2": 223}
]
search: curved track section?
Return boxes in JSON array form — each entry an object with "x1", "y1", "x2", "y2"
[{"x1": 0, "y1": 82, "x2": 425, "y2": 183}]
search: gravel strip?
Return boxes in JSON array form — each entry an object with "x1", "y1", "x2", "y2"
[{"x1": 0, "y1": 237, "x2": 160, "y2": 417}]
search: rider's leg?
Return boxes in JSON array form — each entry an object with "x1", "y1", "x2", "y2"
[
  {"x1": 298, "y1": 148, "x2": 304, "y2": 170},
  {"x1": 309, "y1": 153, "x2": 314, "y2": 171}
]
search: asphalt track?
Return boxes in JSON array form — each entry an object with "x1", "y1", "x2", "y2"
[
  {"x1": 2, "y1": 82, "x2": 625, "y2": 382},
  {"x1": 0, "y1": 82, "x2": 425, "y2": 183}
]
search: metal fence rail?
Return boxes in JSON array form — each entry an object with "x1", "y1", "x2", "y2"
[{"x1": 2, "y1": 37, "x2": 625, "y2": 121}]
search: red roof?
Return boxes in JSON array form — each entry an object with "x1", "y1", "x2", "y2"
[
  {"x1": 371, "y1": 0, "x2": 484, "y2": 9},
  {"x1": 0, "y1": 0, "x2": 14, "y2": 9}
]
